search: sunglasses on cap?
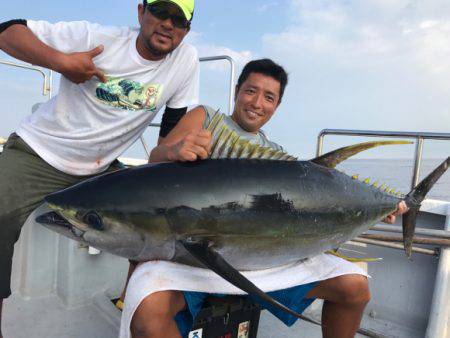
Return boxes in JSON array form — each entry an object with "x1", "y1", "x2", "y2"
[{"x1": 146, "y1": 3, "x2": 191, "y2": 29}]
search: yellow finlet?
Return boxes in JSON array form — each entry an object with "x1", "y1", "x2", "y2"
[
  {"x1": 352, "y1": 174, "x2": 359, "y2": 180},
  {"x1": 364, "y1": 178, "x2": 371, "y2": 184},
  {"x1": 326, "y1": 250, "x2": 382, "y2": 263}
]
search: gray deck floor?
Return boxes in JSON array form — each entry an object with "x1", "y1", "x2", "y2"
[
  {"x1": 3, "y1": 293, "x2": 119, "y2": 338},
  {"x1": 3, "y1": 293, "x2": 381, "y2": 338}
]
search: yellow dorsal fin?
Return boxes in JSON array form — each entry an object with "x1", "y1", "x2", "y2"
[
  {"x1": 260, "y1": 148, "x2": 275, "y2": 159},
  {"x1": 237, "y1": 141, "x2": 252, "y2": 159},
  {"x1": 271, "y1": 150, "x2": 284, "y2": 160},
  {"x1": 210, "y1": 125, "x2": 227, "y2": 155},
  {"x1": 217, "y1": 129, "x2": 234, "y2": 157},
  {"x1": 227, "y1": 133, "x2": 241, "y2": 158},
  {"x1": 205, "y1": 112, "x2": 297, "y2": 161},
  {"x1": 207, "y1": 110, "x2": 223, "y2": 134}
]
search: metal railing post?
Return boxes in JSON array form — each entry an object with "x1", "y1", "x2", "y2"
[
  {"x1": 316, "y1": 133, "x2": 324, "y2": 157},
  {"x1": 411, "y1": 137, "x2": 424, "y2": 189},
  {"x1": 0, "y1": 59, "x2": 52, "y2": 97},
  {"x1": 316, "y1": 129, "x2": 450, "y2": 189},
  {"x1": 199, "y1": 55, "x2": 236, "y2": 114},
  {"x1": 425, "y1": 205, "x2": 450, "y2": 337}
]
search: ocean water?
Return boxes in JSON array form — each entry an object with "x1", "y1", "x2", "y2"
[{"x1": 337, "y1": 158, "x2": 450, "y2": 202}]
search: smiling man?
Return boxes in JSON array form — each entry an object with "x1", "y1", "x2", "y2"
[
  {"x1": 0, "y1": 1, "x2": 199, "y2": 337},
  {"x1": 120, "y1": 59, "x2": 407, "y2": 338}
]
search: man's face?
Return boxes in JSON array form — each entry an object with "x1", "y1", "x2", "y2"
[
  {"x1": 232, "y1": 72, "x2": 281, "y2": 133},
  {"x1": 137, "y1": 2, "x2": 190, "y2": 60}
]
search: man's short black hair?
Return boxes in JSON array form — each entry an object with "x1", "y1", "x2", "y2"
[{"x1": 236, "y1": 59, "x2": 288, "y2": 103}]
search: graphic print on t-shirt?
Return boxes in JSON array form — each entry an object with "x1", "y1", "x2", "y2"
[{"x1": 96, "y1": 78, "x2": 163, "y2": 112}]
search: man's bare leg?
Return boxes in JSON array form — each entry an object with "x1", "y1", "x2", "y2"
[
  {"x1": 131, "y1": 290, "x2": 186, "y2": 338},
  {"x1": 306, "y1": 274, "x2": 370, "y2": 338}
]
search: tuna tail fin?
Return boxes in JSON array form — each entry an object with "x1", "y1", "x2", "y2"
[
  {"x1": 180, "y1": 238, "x2": 321, "y2": 325},
  {"x1": 311, "y1": 140, "x2": 412, "y2": 168},
  {"x1": 402, "y1": 156, "x2": 450, "y2": 257}
]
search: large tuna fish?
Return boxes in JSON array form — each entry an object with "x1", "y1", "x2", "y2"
[{"x1": 36, "y1": 141, "x2": 449, "y2": 319}]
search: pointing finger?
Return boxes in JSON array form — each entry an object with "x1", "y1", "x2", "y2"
[{"x1": 93, "y1": 68, "x2": 107, "y2": 83}]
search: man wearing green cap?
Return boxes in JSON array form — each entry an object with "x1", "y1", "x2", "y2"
[{"x1": 0, "y1": 1, "x2": 200, "y2": 336}]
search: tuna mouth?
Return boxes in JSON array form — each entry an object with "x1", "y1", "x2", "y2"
[
  {"x1": 36, "y1": 210, "x2": 86, "y2": 238},
  {"x1": 36, "y1": 211, "x2": 72, "y2": 229}
]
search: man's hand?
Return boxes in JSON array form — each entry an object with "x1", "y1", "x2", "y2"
[
  {"x1": 382, "y1": 201, "x2": 409, "y2": 224},
  {"x1": 58, "y1": 45, "x2": 107, "y2": 84},
  {"x1": 168, "y1": 130, "x2": 212, "y2": 162}
]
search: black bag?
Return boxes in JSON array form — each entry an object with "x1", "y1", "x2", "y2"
[{"x1": 189, "y1": 296, "x2": 262, "y2": 338}]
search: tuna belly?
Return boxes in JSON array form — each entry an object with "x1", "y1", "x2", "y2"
[
  {"x1": 169, "y1": 233, "x2": 338, "y2": 271},
  {"x1": 170, "y1": 220, "x2": 375, "y2": 271}
]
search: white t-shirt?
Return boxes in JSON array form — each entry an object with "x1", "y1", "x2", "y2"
[{"x1": 17, "y1": 20, "x2": 199, "y2": 175}]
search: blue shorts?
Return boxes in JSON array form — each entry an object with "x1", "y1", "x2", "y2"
[{"x1": 174, "y1": 282, "x2": 318, "y2": 338}]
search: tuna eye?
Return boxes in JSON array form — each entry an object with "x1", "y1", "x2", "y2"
[{"x1": 83, "y1": 211, "x2": 104, "y2": 230}]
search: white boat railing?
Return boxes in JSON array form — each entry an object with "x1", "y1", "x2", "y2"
[
  {"x1": 316, "y1": 129, "x2": 450, "y2": 190},
  {"x1": 0, "y1": 59, "x2": 53, "y2": 98},
  {"x1": 316, "y1": 129, "x2": 450, "y2": 338}
]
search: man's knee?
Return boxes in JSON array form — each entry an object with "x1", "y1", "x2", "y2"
[
  {"x1": 131, "y1": 291, "x2": 185, "y2": 337},
  {"x1": 337, "y1": 275, "x2": 371, "y2": 305}
]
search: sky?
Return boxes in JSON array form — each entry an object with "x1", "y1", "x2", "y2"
[{"x1": 1, "y1": 0, "x2": 449, "y2": 161}]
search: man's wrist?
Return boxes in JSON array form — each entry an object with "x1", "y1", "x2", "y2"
[{"x1": 51, "y1": 52, "x2": 69, "y2": 74}]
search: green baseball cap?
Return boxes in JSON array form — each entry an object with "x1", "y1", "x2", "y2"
[{"x1": 145, "y1": 0, "x2": 195, "y2": 21}]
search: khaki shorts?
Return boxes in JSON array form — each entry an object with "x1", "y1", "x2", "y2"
[{"x1": 0, "y1": 133, "x2": 123, "y2": 298}]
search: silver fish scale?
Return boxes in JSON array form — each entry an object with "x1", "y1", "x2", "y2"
[{"x1": 206, "y1": 112, "x2": 297, "y2": 161}]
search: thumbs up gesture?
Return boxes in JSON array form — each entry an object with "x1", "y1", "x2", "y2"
[{"x1": 59, "y1": 45, "x2": 107, "y2": 84}]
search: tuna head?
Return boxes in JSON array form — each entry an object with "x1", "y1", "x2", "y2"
[{"x1": 35, "y1": 170, "x2": 175, "y2": 261}]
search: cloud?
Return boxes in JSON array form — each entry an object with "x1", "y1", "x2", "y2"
[
  {"x1": 256, "y1": 0, "x2": 450, "y2": 157},
  {"x1": 186, "y1": 30, "x2": 253, "y2": 72},
  {"x1": 263, "y1": 0, "x2": 450, "y2": 86},
  {"x1": 256, "y1": 2, "x2": 279, "y2": 13}
]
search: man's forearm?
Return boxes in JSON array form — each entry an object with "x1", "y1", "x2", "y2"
[{"x1": 0, "y1": 24, "x2": 66, "y2": 72}]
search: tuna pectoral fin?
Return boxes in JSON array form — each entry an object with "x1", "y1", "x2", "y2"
[
  {"x1": 311, "y1": 140, "x2": 412, "y2": 168},
  {"x1": 402, "y1": 156, "x2": 450, "y2": 257},
  {"x1": 180, "y1": 238, "x2": 320, "y2": 324}
]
